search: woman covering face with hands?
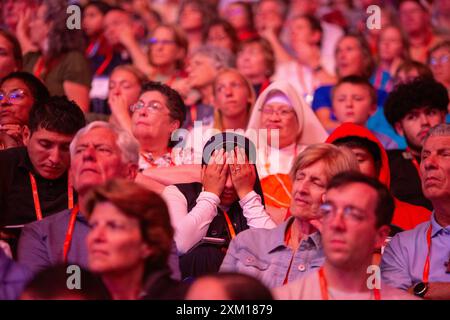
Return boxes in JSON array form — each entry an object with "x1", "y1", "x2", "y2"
[{"x1": 162, "y1": 133, "x2": 275, "y2": 279}]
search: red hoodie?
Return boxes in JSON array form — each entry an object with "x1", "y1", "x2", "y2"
[{"x1": 326, "y1": 123, "x2": 431, "y2": 231}]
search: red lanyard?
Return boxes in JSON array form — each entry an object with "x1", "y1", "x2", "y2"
[
  {"x1": 33, "y1": 56, "x2": 45, "y2": 80},
  {"x1": 423, "y1": 225, "x2": 432, "y2": 283},
  {"x1": 190, "y1": 104, "x2": 198, "y2": 125},
  {"x1": 63, "y1": 204, "x2": 79, "y2": 263},
  {"x1": 373, "y1": 68, "x2": 382, "y2": 90},
  {"x1": 406, "y1": 147, "x2": 421, "y2": 178},
  {"x1": 318, "y1": 267, "x2": 381, "y2": 300},
  {"x1": 94, "y1": 52, "x2": 113, "y2": 76},
  {"x1": 85, "y1": 38, "x2": 113, "y2": 76},
  {"x1": 222, "y1": 211, "x2": 236, "y2": 239},
  {"x1": 282, "y1": 222, "x2": 295, "y2": 285},
  {"x1": 29, "y1": 172, "x2": 74, "y2": 221},
  {"x1": 260, "y1": 79, "x2": 270, "y2": 94}
]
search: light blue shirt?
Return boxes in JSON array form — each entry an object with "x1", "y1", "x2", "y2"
[
  {"x1": 220, "y1": 217, "x2": 325, "y2": 288},
  {"x1": 381, "y1": 213, "x2": 450, "y2": 290}
]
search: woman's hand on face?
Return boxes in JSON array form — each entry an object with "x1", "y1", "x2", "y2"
[
  {"x1": 109, "y1": 93, "x2": 130, "y2": 116},
  {"x1": 202, "y1": 149, "x2": 228, "y2": 197},
  {"x1": 0, "y1": 124, "x2": 24, "y2": 145},
  {"x1": 229, "y1": 147, "x2": 256, "y2": 199},
  {"x1": 117, "y1": 23, "x2": 136, "y2": 48}
]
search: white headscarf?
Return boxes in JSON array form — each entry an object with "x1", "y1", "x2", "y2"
[{"x1": 246, "y1": 81, "x2": 328, "y2": 146}]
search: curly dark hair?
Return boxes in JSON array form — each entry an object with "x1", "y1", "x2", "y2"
[
  {"x1": 29, "y1": 95, "x2": 86, "y2": 135},
  {"x1": 41, "y1": 0, "x2": 85, "y2": 59},
  {"x1": 384, "y1": 77, "x2": 449, "y2": 126},
  {"x1": 140, "y1": 81, "x2": 186, "y2": 147},
  {"x1": 141, "y1": 82, "x2": 186, "y2": 125}
]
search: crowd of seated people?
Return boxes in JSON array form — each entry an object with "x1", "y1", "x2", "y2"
[{"x1": 0, "y1": 0, "x2": 449, "y2": 301}]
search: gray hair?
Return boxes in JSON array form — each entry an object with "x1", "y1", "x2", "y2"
[
  {"x1": 192, "y1": 45, "x2": 235, "y2": 70},
  {"x1": 69, "y1": 121, "x2": 140, "y2": 166},
  {"x1": 423, "y1": 124, "x2": 450, "y2": 144}
]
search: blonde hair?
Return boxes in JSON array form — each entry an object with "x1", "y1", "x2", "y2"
[
  {"x1": 212, "y1": 68, "x2": 256, "y2": 131},
  {"x1": 111, "y1": 64, "x2": 147, "y2": 85},
  {"x1": 290, "y1": 143, "x2": 359, "y2": 183}
]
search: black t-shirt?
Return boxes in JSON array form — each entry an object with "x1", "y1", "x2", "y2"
[
  {"x1": 0, "y1": 147, "x2": 76, "y2": 227},
  {"x1": 387, "y1": 149, "x2": 433, "y2": 211}
]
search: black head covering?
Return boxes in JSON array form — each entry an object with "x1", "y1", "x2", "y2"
[{"x1": 201, "y1": 132, "x2": 264, "y2": 206}]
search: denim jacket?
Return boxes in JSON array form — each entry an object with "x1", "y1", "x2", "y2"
[{"x1": 220, "y1": 217, "x2": 325, "y2": 288}]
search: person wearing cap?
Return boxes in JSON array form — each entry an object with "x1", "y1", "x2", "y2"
[
  {"x1": 246, "y1": 81, "x2": 328, "y2": 221},
  {"x1": 220, "y1": 143, "x2": 359, "y2": 289},
  {"x1": 162, "y1": 132, "x2": 274, "y2": 279},
  {"x1": 398, "y1": 0, "x2": 444, "y2": 64},
  {"x1": 384, "y1": 77, "x2": 448, "y2": 210}
]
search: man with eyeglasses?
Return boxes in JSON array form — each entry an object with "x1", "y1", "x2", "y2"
[
  {"x1": 17, "y1": 121, "x2": 182, "y2": 280},
  {"x1": 381, "y1": 124, "x2": 450, "y2": 300},
  {"x1": 274, "y1": 171, "x2": 416, "y2": 300},
  {"x1": 0, "y1": 96, "x2": 85, "y2": 253},
  {"x1": 384, "y1": 77, "x2": 448, "y2": 210}
]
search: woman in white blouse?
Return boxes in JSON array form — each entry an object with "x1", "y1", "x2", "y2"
[{"x1": 162, "y1": 132, "x2": 275, "y2": 279}]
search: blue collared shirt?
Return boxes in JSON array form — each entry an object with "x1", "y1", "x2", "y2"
[
  {"x1": 220, "y1": 217, "x2": 325, "y2": 288},
  {"x1": 381, "y1": 213, "x2": 450, "y2": 290}
]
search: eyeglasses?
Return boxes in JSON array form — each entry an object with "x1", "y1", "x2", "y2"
[
  {"x1": 430, "y1": 54, "x2": 450, "y2": 66},
  {"x1": 259, "y1": 106, "x2": 295, "y2": 118},
  {"x1": 319, "y1": 203, "x2": 367, "y2": 224},
  {"x1": 129, "y1": 100, "x2": 169, "y2": 114},
  {"x1": 148, "y1": 37, "x2": 176, "y2": 46},
  {"x1": 0, "y1": 89, "x2": 27, "y2": 104}
]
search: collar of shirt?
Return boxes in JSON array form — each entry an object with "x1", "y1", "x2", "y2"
[
  {"x1": 430, "y1": 211, "x2": 450, "y2": 238},
  {"x1": 267, "y1": 216, "x2": 322, "y2": 254}
]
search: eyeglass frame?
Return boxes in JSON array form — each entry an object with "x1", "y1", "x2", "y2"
[
  {"x1": 129, "y1": 100, "x2": 171, "y2": 115},
  {"x1": 319, "y1": 202, "x2": 369, "y2": 224},
  {"x1": 259, "y1": 106, "x2": 296, "y2": 118},
  {"x1": 0, "y1": 89, "x2": 28, "y2": 105},
  {"x1": 148, "y1": 37, "x2": 177, "y2": 46},
  {"x1": 429, "y1": 54, "x2": 450, "y2": 66}
]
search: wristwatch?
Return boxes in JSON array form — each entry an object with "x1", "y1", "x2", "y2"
[{"x1": 413, "y1": 282, "x2": 428, "y2": 297}]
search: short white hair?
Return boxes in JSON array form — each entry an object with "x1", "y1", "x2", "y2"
[
  {"x1": 192, "y1": 45, "x2": 235, "y2": 70},
  {"x1": 423, "y1": 124, "x2": 450, "y2": 145},
  {"x1": 69, "y1": 121, "x2": 140, "y2": 166}
]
